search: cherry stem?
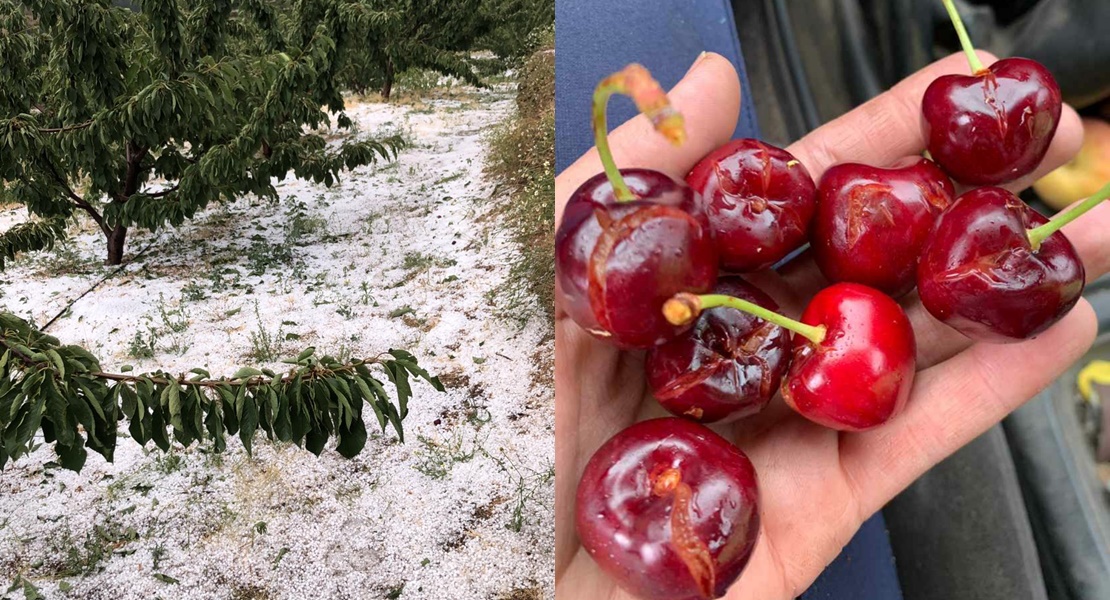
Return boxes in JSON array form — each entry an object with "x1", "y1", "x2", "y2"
[
  {"x1": 941, "y1": 0, "x2": 985, "y2": 73},
  {"x1": 1027, "y1": 180, "x2": 1110, "y2": 251},
  {"x1": 592, "y1": 64, "x2": 687, "y2": 202},
  {"x1": 664, "y1": 293, "x2": 827, "y2": 345}
]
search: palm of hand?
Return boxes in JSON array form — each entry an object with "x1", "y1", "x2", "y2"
[{"x1": 554, "y1": 52, "x2": 1108, "y2": 600}]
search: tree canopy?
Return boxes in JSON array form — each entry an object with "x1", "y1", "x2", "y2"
[{"x1": 0, "y1": 0, "x2": 404, "y2": 265}]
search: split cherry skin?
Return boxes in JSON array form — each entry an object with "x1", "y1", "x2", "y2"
[
  {"x1": 922, "y1": 0, "x2": 1062, "y2": 186},
  {"x1": 917, "y1": 184, "x2": 1109, "y2": 343},
  {"x1": 666, "y1": 282, "x2": 916, "y2": 431},
  {"x1": 813, "y1": 157, "x2": 954, "y2": 297},
  {"x1": 646, "y1": 277, "x2": 790, "y2": 423},
  {"x1": 576, "y1": 418, "x2": 760, "y2": 600},
  {"x1": 686, "y1": 139, "x2": 817, "y2": 271},
  {"x1": 555, "y1": 65, "x2": 718, "y2": 348}
]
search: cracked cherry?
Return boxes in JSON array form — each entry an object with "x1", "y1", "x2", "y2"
[
  {"x1": 576, "y1": 418, "x2": 759, "y2": 600},
  {"x1": 916, "y1": 185, "x2": 1103, "y2": 342},
  {"x1": 812, "y1": 157, "x2": 954, "y2": 297},
  {"x1": 686, "y1": 138, "x2": 816, "y2": 272},
  {"x1": 666, "y1": 282, "x2": 916, "y2": 431},
  {"x1": 646, "y1": 277, "x2": 790, "y2": 423},
  {"x1": 555, "y1": 64, "x2": 718, "y2": 348},
  {"x1": 922, "y1": 0, "x2": 1061, "y2": 185}
]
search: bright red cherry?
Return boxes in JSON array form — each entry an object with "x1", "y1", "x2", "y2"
[
  {"x1": 783, "y1": 283, "x2": 916, "y2": 430},
  {"x1": 576, "y1": 418, "x2": 760, "y2": 600},
  {"x1": 812, "y1": 157, "x2": 954, "y2": 297},
  {"x1": 916, "y1": 186, "x2": 1094, "y2": 343},
  {"x1": 686, "y1": 139, "x2": 816, "y2": 272},
  {"x1": 556, "y1": 64, "x2": 718, "y2": 348},
  {"x1": 922, "y1": 1, "x2": 1062, "y2": 186},
  {"x1": 646, "y1": 277, "x2": 790, "y2": 423},
  {"x1": 665, "y1": 283, "x2": 916, "y2": 431}
]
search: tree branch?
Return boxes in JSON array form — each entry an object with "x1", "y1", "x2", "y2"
[
  {"x1": 144, "y1": 184, "x2": 179, "y2": 199},
  {"x1": 39, "y1": 155, "x2": 110, "y2": 236},
  {"x1": 38, "y1": 120, "x2": 94, "y2": 134}
]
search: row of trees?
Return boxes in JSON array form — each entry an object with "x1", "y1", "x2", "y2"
[{"x1": 0, "y1": 0, "x2": 552, "y2": 265}]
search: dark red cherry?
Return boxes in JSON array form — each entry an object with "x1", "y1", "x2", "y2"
[
  {"x1": 783, "y1": 283, "x2": 916, "y2": 431},
  {"x1": 916, "y1": 187, "x2": 1084, "y2": 343},
  {"x1": 686, "y1": 139, "x2": 817, "y2": 271},
  {"x1": 576, "y1": 418, "x2": 760, "y2": 600},
  {"x1": 922, "y1": 57, "x2": 1061, "y2": 186},
  {"x1": 646, "y1": 277, "x2": 790, "y2": 423},
  {"x1": 812, "y1": 157, "x2": 955, "y2": 297},
  {"x1": 556, "y1": 169, "x2": 718, "y2": 348}
]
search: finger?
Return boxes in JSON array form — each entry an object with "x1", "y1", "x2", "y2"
[
  {"x1": 555, "y1": 52, "x2": 742, "y2": 225},
  {"x1": 910, "y1": 194, "x2": 1110, "y2": 369},
  {"x1": 786, "y1": 51, "x2": 1001, "y2": 180},
  {"x1": 785, "y1": 50, "x2": 1082, "y2": 194},
  {"x1": 839, "y1": 298, "x2": 1098, "y2": 518}
]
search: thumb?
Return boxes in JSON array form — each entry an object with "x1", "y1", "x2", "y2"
[{"x1": 555, "y1": 52, "x2": 743, "y2": 226}]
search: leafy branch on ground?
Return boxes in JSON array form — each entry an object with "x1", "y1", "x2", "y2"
[{"x1": 0, "y1": 312, "x2": 443, "y2": 472}]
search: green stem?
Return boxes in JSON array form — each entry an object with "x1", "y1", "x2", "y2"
[
  {"x1": 664, "y1": 293, "x2": 827, "y2": 344},
  {"x1": 1028, "y1": 180, "x2": 1110, "y2": 251},
  {"x1": 941, "y1": 0, "x2": 985, "y2": 73},
  {"x1": 592, "y1": 64, "x2": 687, "y2": 203},
  {"x1": 593, "y1": 82, "x2": 635, "y2": 202}
]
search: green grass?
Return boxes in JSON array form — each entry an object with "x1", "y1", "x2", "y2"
[{"x1": 485, "y1": 46, "x2": 554, "y2": 330}]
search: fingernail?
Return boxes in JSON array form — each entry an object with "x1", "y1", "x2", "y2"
[{"x1": 684, "y1": 52, "x2": 710, "y2": 77}]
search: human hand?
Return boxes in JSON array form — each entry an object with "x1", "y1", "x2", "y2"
[{"x1": 555, "y1": 51, "x2": 1109, "y2": 599}]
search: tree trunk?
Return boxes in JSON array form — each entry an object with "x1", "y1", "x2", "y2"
[
  {"x1": 381, "y1": 58, "x2": 394, "y2": 100},
  {"x1": 106, "y1": 225, "x2": 127, "y2": 265}
]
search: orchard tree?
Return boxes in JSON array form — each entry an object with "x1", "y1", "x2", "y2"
[
  {"x1": 0, "y1": 1, "x2": 446, "y2": 472},
  {"x1": 0, "y1": 0, "x2": 404, "y2": 266},
  {"x1": 478, "y1": 0, "x2": 554, "y2": 65},
  {"x1": 343, "y1": 0, "x2": 494, "y2": 99}
]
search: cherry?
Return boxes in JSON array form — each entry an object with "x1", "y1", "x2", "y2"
[
  {"x1": 812, "y1": 157, "x2": 954, "y2": 297},
  {"x1": 555, "y1": 64, "x2": 718, "y2": 348},
  {"x1": 666, "y1": 283, "x2": 916, "y2": 431},
  {"x1": 922, "y1": 0, "x2": 1061, "y2": 186},
  {"x1": 916, "y1": 183, "x2": 1109, "y2": 343},
  {"x1": 576, "y1": 418, "x2": 760, "y2": 600},
  {"x1": 686, "y1": 139, "x2": 817, "y2": 271},
  {"x1": 646, "y1": 277, "x2": 790, "y2": 423}
]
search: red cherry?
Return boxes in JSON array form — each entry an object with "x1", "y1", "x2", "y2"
[
  {"x1": 646, "y1": 277, "x2": 790, "y2": 423},
  {"x1": 916, "y1": 187, "x2": 1085, "y2": 342},
  {"x1": 664, "y1": 283, "x2": 915, "y2": 431},
  {"x1": 782, "y1": 283, "x2": 916, "y2": 431},
  {"x1": 556, "y1": 169, "x2": 718, "y2": 348},
  {"x1": 576, "y1": 418, "x2": 760, "y2": 600},
  {"x1": 923, "y1": 2, "x2": 1061, "y2": 185},
  {"x1": 555, "y1": 64, "x2": 719, "y2": 348},
  {"x1": 812, "y1": 157, "x2": 954, "y2": 297},
  {"x1": 686, "y1": 139, "x2": 817, "y2": 272}
]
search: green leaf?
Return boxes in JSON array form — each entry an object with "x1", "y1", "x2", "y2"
[
  {"x1": 45, "y1": 349, "x2": 65, "y2": 377},
  {"x1": 336, "y1": 416, "x2": 367, "y2": 458},
  {"x1": 233, "y1": 367, "x2": 263, "y2": 380},
  {"x1": 305, "y1": 426, "x2": 327, "y2": 456},
  {"x1": 44, "y1": 377, "x2": 74, "y2": 447},
  {"x1": 205, "y1": 401, "x2": 226, "y2": 453},
  {"x1": 150, "y1": 401, "x2": 170, "y2": 452},
  {"x1": 152, "y1": 573, "x2": 179, "y2": 585},
  {"x1": 166, "y1": 384, "x2": 183, "y2": 432},
  {"x1": 239, "y1": 389, "x2": 259, "y2": 456},
  {"x1": 57, "y1": 439, "x2": 87, "y2": 472}
]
